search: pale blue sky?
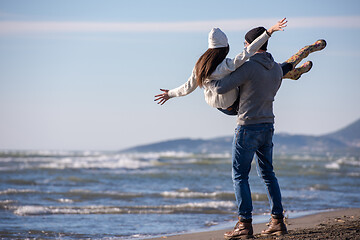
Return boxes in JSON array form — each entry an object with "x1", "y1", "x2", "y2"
[{"x1": 0, "y1": 0, "x2": 359, "y2": 150}]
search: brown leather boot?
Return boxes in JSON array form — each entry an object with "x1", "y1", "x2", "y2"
[
  {"x1": 261, "y1": 215, "x2": 288, "y2": 236},
  {"x1": 224, "y1": 218, "x2": 253, "y2": 239}
]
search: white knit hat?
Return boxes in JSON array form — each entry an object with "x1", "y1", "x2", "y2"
[{"x1": 208, "y1": 28, "x2": 228, "y2": 49}]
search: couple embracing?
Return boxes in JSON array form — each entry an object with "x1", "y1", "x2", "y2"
[{"x1": 155, "y1": 18, "x2": 326, "y2": 239}]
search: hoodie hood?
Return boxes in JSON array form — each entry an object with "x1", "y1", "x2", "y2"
[{"x1": 249, "y1": 52, "x2": 275, "y2": 70}]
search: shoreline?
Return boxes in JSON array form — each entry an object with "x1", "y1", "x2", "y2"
[{"x1": 148, "y1": 208, "x2": 360, "y2": 240}]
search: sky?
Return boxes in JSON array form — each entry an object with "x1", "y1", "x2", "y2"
[{"x1": 0, "y1": 0, "x2": 359, "y2": 151}]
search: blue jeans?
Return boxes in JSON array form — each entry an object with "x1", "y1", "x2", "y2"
[{"x1": 231, "y1": 123, "x2": 283, "y2": 219}]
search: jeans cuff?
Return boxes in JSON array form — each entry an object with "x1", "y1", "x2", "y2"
[
  {"x1": 271, "y1": 213, "x2": 284, "y2": 219},
  {"x1": 239, "y1": 217, "x2": 252, "y2": 223}
]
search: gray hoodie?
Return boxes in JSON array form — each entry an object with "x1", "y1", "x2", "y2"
[{"x1": 209, "y1": 52, "x2": 283, "y2": 125}]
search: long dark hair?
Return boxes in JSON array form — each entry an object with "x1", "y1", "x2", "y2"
[{"x1": 195, "y1": 46, "x2": 229, "y2": 88}]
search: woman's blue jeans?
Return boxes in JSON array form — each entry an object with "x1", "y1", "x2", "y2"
[{"x1": 231, "y1": 123, "x2": 283, "y2": 219}]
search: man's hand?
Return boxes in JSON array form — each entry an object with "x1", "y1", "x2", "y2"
[
  {"x1": 267, "y1": 18, "x2": 288, "y2": 35},
  {"x1": 154, "y1": 89, "x2": 170, "y2": 105}
]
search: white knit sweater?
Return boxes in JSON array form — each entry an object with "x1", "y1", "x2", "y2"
[{"x1": 167, "y1": 31, "x2": 270, "y2": 109}]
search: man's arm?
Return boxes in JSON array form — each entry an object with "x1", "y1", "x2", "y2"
[{"x1": 209, "y1": 62, "x2": 252, "y2": 94}]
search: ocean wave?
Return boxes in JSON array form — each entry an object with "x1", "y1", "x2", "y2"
[
  {"x1": 0, "y1": 188, "x2": 147, "y2": 202},
  {"x1": 159, "y1": 188, "x2": 268, "y2": 202},
  {"x1": 0, "y1": 153, "x2": 231, "y2": 171},
  {"x1": 0, "y1": 188, "x2": 268, "y2": 204},
  {"x1": 325, "y1": 162, "x2": 341, "y2": 169},
  {"x1": 65, "y1": 189, "x2": 144, "y2": 200},
  {"x1": 348, "y1": 172, "x2": 360, "y2": 177},
  {"x1": 0, "y1": 155, "x2": 157, "y2": 170},
  {"x1": 0, "y1": 150, "x2": 104, "y2": 158},
  {"x1": 57, "y1": 198, "x2": 74, "y2": 203},
  {"x1": 325, "y1": 157, "x2": 360, "y2": 170},
  {"x1": 12, "y1": 201, "x2": 236, "y2": 216},
  {"x1": 124, "y1": 151, "x2": 230, "y2": 159},
  {"x1": 39, "y1": 156, "x2": 155, "y2": 169},
  {"x1": 0, "y1": 200, "x2": 16, "y2": 207},
  {"x1": 65, "y1": 189, "x2": 235, "y2": 201},
  {"x1": 160, "y1": 191, "x2": 234, "y2": 200},
  {"x1": 309, "y1": 184, "x2": 331, "y2": 191},
  {"x1": 0, "y1": 189, "x2": 39, "y2": 195}
]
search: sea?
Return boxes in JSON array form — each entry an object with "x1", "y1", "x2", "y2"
[{"x1": 1, "y1": 150, "x2": 359, "y2": 239}]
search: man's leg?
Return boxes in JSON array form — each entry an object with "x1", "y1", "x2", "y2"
[
  {"x1": 255, "y1": 125, "x2": 283, "y2": 216},
  {"x1": 224, "y1": 125, "x2": 256, "y2": 239},
  {"x1": 255, "y1": 125, "x2": 287, "y2": 235},
  {"x1": 255, "y1": 147, "x2": 283, "y2": 216},
  {"x1": 232, "y1": 126, "x2": 257, "y2": 219}
]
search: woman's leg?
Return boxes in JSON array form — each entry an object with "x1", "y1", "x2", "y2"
[
  {"x1": 284, "y1": 39, "x2": 326, "y2": 68},
  {"x1": 283, "y1": 39, "x2": 326, "y2": 80},
  {"x1": 217, "y1": 93, "x2": 240, "y2": 116},
  {"x1": 280, "y1": 62, "x2": 293, "y2": 76},
  {"x1": 284, "y1": 61, "x2": 313, "y2": 80}
]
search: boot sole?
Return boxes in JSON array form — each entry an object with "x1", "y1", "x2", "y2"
[
  {"x1": 261, "y1": 231, "x2": 288, "y2": 236},
  {"x1": 224, "y1": 235, "x2": 254, "y2": 239}
]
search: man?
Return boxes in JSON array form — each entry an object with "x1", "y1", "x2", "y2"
[{"x1": 209, "y1": 27, "x2": 288, "y2": 239}]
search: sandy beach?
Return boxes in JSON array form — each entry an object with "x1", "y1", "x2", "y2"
[{"x1": 149, "y1": 208, "x2": 360, "y2": 240}]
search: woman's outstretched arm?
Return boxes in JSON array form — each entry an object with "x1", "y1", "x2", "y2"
[{"x1": 154, "y1": 68, "x2": 197, "y2": 105}]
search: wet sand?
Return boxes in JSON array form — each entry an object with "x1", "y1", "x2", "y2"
[{"x1": 149, "y1": 208, "x2": 360, "y2": 240}]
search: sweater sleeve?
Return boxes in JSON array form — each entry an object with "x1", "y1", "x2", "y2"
[
  {"x1": 167, "y1": 68, "x2": 198, "y2": 98},
  {"x1": 209, "y1": 31, "x2": 270, "y2": 80}
]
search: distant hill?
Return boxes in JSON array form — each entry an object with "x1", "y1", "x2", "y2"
[
  {"x1": 121, "y1": 137, "x2": 233, "y2": 154},
  {"x1": 324, "y1": 118, "x2": 360, "y2": 147},
  {"x1": 121, "y1": 118, "x2": 360, "y2": 156}
]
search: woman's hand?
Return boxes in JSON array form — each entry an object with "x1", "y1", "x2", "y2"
[
  {"x1": 154, "y1": 89, "x2": 170, "y2": 105},
  {"x1": 267, "y1": 18, "x2": 288, "y2": 35}
]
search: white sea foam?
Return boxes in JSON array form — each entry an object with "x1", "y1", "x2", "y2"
[
  {"x1": 348, "y1": 172, "x2": 360, "y2": 177},
  {"x1": 309, "y1": 184, "x2": 331, "y2": 191},
  {"x1": 13, "y1": 201, "x2": 236, "y2": 216},
  {"x1": 0, "y1": 188, "x2": 38, "y2": 195},
  {"x1": 206, "y1": 153, "x2": 231, "y2": 158},
  {"x1": 169, "y1": 201, "x2": 235, "y2": 209},
  {"x1": 0, "y1": 150, "x2": 235, "y2": 171},
  {"x1": 338, "y1": 157, "x2": 360, "y2": 166},
  {"x1": 325, "y1": 162, "x2": 341, "y2": 169},
  {"x1": 160, "y1": 191, "x2": 234, "y2": 199},
  {"x1": 325, "y1": 157, "x2": 360, "y2": 170},
  {"x1": 57, "y1": 198, "x2": 74, "y2": 203},
  {"x1": 0, "y1": 199, "x2": 16, "y2": 205},
  {"x1": 34, "y1": 155, "x2": 155, "y2": 169},
  {"x1": 67, "y1": 189, "x2": 144, "y2": 199},
  {"x1": 14, "y1": 205, "x2": 47, "y2": 215},
  {"x1": 3, "y1": 152, "x2": 232, "y2": 170}
]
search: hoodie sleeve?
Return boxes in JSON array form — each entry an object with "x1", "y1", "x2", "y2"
[
  {"x1": 210, "y1": 62, "x2": 252, "y2": 94},
  {"x1": 167, "y1": 68, "x2": 198, "y2": 98},
  {"x1": 209, "y1": 31, "x2": 270, "y2": 80}
]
